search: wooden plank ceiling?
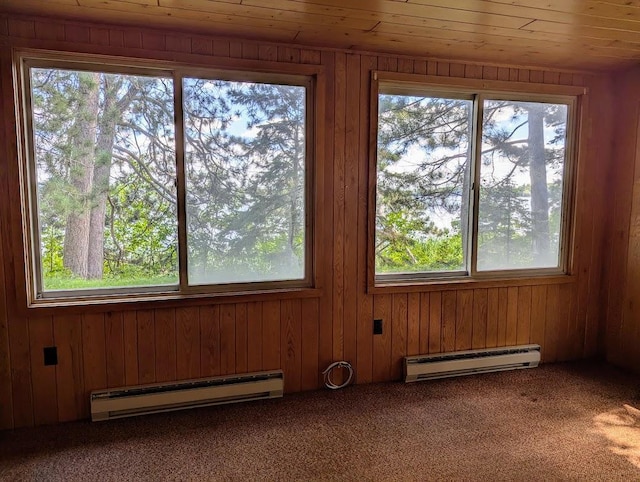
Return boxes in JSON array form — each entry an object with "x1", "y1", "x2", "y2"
[{"x1": 2, "y1": 0, "x2": 640, "y2": 72}]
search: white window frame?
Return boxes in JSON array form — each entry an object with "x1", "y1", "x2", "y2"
[{"x1": 17, "y1": 50, "x2": 316, "y2": 303}]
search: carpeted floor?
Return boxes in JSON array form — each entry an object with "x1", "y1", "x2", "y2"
[{"x1": 2, "y1": 361, "x2": 640, "y2": 481}]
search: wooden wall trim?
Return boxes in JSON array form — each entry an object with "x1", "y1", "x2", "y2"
[
  {"x1": 15, "y1": 45, "x2": 326, "y2": 76},
  {"x1": 20, "y1": 289, "x2": 324, "y2": 317},
  {"x1": 369, "y1": 275, "x2": 577, "y2": 295},
  {"x1": 374, "y1": 70, "x2": 587, "y2": 96}
]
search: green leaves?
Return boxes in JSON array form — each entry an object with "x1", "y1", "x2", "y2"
[
  {"x1": 376, "y1": 93, "x2": 472, "y2": 274},
  {"x1": 376, "y1": 210, "x2": 463, "y2": 272},
  {"x1": 184, "y1": 78, "x2": 306, "y2": 284},
  {"x1": 376, "y1": 90, "x2": 568, "y2": 275}
]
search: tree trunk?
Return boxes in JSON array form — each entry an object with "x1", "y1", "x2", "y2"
[
  {"x1": 289, "y1": 121, "x2": 302, "y2": 261},
  {"x1": 63, "y1": 72, "x2": 100, "y2": 278},
  {"x1": 87, "y1": 77, "x2": 120, "y2": 279},
  {"x1": 527, "y1": 105, "x2": 550, "y2": 262}
]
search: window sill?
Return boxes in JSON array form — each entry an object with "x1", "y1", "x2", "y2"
[
  {"x1": 368, "y1": 274, "x2": 575, "y2": 295},
  {"x1": 24, "y1": 287, "x2": 322, "y2": 316}
]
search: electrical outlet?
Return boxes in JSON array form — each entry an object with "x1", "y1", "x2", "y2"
[
  {"x1": 373, "y1": 318, "x2": 383, "y2": 335},
  {"x1": 43, "y1": 346, "x2": 58, "y2": 366}
]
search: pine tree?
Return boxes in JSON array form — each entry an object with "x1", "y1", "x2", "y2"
[{"x1": 376, "y1": 93, "x2": 568, "y2": 272}]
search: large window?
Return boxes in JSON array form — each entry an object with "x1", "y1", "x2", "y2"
[
  {"x1": 374, "y1": 80, "x2": 576, "y2": 283},
  {"x1": 21, "y1": 55, "x2": 313, "y2": 300}
]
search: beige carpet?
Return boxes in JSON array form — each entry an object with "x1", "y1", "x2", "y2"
[{"x1": 2, "y1": 361, "x2": 640, "y2": 481}]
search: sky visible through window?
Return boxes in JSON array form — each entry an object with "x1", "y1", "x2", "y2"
[
  {"x1": 376, "y1": 91, "x2": 568, "y2": 276},
  {"x1": 28, "y1": 65, "x2": 308, "y2": 294}
]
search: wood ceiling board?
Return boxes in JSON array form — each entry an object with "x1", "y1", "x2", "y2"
[
  {"x1": 484, "y1": 0, "x2": 640, "y2": 19},
  {"x1": 1, "y1": 2, "x2": 301, "y2": 44},
  {"x1": 376, "y1": 17, "x2": 640, "y2": 53},
  {"x1": 373, "y1": 17, "x2": 640, "y2": 50},
  {"x1": 373, "y1": 22, "x2": 640, "y2": 56},
  {"x1": 74, "y1": 0, "x2": 371, "y2": 30},
  {"x1": 601, "y1": 0, "x2": 640, "y2": 6},
  {"x1": 406, "y1": 0, "x2": 640, "y2": 30},
  {"x1": 114, "y1": 0, "x2": 161, "y2": 6},
  {"x1": 156, "y1": 1, "x2": 380, "y2": 31},
  {"x1": 526, "y1": 20, "x2": 640, "y2": 44},
  {"x1": 246, "y1": 0, "x2": 640, "y2": 52},
  {"x1": 2, "y1": 0, "x2": 640, "y2": 71},
  {"x1": 9, "y1": 2, "x2": 339, "y2": 37},
  {"x1": 286, "y1": 0, "x2": 536, "y2": 29},
  {"x1": 241, "y1": 0, "x2": 383, "y2": 23},
  {"x1": 295, "y1": 31, "x2": 624, "y2": 71},
  {"x1": 300, "y1": 0, "x2": 633, "y2": 28}
]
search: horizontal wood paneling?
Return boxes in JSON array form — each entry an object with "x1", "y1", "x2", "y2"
[
  {"x1": 3, "y1": 1, "x2": 640, "y2": 70},
  {"x1": 0, "y1": 15, "x2": 614, "y2": 428}
]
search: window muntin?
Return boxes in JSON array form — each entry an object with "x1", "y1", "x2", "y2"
[
  {"x1": 21, "y1": 56, "x2": 312, "y2": 300},
  {"x1": 375, "y1": 83, "x2": 575, "y2": 283},
  {"x1": 183, "y1": 77, "x2": 306, "y2": 285}
]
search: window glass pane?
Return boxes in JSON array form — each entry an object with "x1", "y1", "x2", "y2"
[
  {"x1": 376, "y1": 93, "x2": 473, "y2": 275},
  {"x1": 30, "y1": 67, "x2": 178, "y2": 292},
  {"x1": 477, "y1": 99, "x2": 568, "y2": 271},
  {"x1": 183, "y1": 78, "x2": 306, "y2": 285}
]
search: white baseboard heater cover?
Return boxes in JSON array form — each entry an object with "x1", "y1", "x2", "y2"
[
  {"x1": 404, "y1": 344, "x2": 541, "y2": 383},
  {"x1": 90, "y1": 370, "x2": 284, "y2": 422}
]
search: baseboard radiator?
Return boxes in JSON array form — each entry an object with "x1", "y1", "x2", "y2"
[
  {"x1": 404, "y1": 344, "x2": 541, "y2": 383},
  {"x1": 90, "y1": 370, "x2": 284, "y2": 422}
]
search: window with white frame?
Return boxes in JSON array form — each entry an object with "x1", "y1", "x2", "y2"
[
  {"x1": 374, "y1": 80, "x2": 575, "y2": 283},
  {"x1": 21, "y1": 54, "x2": 313, "y2": 300}
]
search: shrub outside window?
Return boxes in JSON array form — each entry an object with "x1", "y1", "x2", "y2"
[
  {"x1": 20, "y1": 54, "x2": 313, "y2": 301},
  {"x1": 374, "y1": 79, "x2": 576, "y2": 284}
]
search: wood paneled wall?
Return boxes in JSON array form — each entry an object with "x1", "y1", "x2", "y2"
[
  {"x1": 0, "y1": 14, "x2": 615, "y2": 429},
  {"x1": 604, "y1": 66, "x2": 640, "y2": 373}
]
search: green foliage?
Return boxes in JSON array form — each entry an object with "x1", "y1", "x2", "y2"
[
  {"x1": 477, "y1": 179, "x2": 533, "y2": 269},
  {"x1": 44, "y1": 274, "x2": 177, "y2": 290},
  {"x1": 104, "y1": 179, "x2": 178, "y2": 279},
  {"x1": 32, "y1": 65, "x2": 570, "y2": 290},
  {"x1": 40, "y1": 224, "x2": 65, "y2": 275},
  {"x1": 375, "y1": 93, "x2": 568, "y2": 274},
  {"x1": 377, "y1": 231, "x2": 463, "y2": 273},
  {"x1": 376, "y1": 94, "x2": 471, "y2": 273},
  {"x1": 184, "y1": 79, "x2": 306, "y2": 283},
  {"x1": 33, "y1": 69, "x2": 178, "y2": 289},
  {"x1": 34, "y1": 69, "x2": 307, "y2": 290}
]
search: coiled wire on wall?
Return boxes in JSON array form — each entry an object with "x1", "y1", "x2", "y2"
[{"x1": 322, "y1": 361, "x2": 354, "y2": 389}]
